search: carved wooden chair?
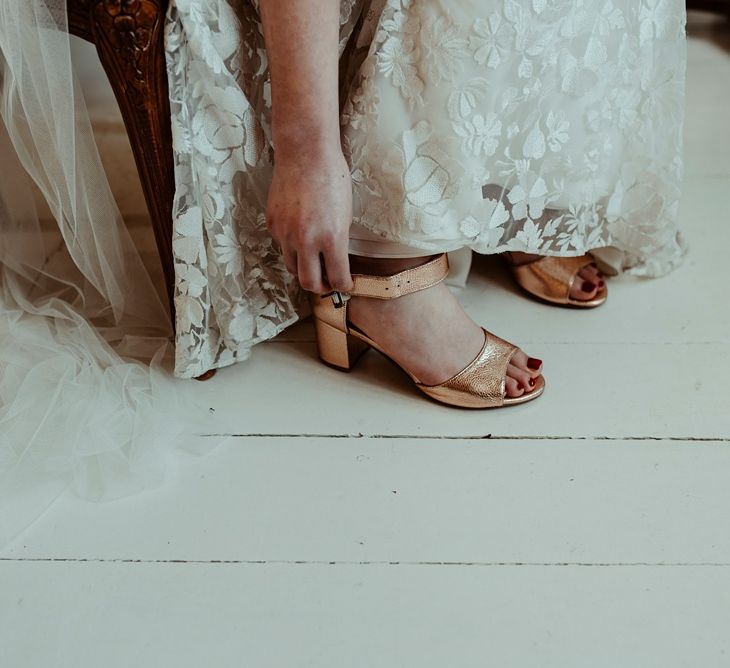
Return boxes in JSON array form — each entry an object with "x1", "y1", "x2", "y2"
[
  {"x1": 689, "y1": 0, "x2": 730, "y2": 17},
  {"x1": 66, "y1": 0, "x2": 727, "y2": 334}
]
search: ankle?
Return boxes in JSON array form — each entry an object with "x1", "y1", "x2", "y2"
[{"x1": 349, "y1": 253, "x2": 438, "y2": 277}]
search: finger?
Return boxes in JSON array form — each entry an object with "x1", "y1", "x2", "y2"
[
  {"x1": 297, "y1": 250, "x2": 325, "y2": 294},
  {"x1": 321, "y1": 244, "x2": 354, "y2": 293},
  {"x1": 283, "y1": 249, "x2": 298, "y2": 276},
  {"x1": 265, "y1": 213, "x2": 279, "y2": 241}
]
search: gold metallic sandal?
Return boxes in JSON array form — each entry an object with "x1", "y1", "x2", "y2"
[
  {"x1": 506, "y1": 253, "x2": 607, "y2": 308},
  {"x1": 310, "y1": 254, "x2": 545, "y2": 409}
]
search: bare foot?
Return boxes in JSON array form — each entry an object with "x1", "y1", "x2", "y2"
[
  {"x1": 346, "y1": 255, "x2": 543, "y2": 398},
  {"x1": 506, "y1": 251, "x2": 605, "y2": 301}
]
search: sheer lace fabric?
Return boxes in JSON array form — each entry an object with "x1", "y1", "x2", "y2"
[{"x1": 166, "y1": 0, "x2": 687, "y2": 379}]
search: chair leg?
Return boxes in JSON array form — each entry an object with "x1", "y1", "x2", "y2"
[
  {"x1": 687, "y1": 0, "x2": 730, "y2": 18},
  {"x1": 88, "y1": 0, "x2": 176, "y2": 325}
]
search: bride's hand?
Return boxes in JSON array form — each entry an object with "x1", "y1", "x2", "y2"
[
  {"x1": 266, "y1": 147, "x2": 354, "y2": 294},
  {"x1": 257, "y1": 0, "x2": 350, "y2": 293}
]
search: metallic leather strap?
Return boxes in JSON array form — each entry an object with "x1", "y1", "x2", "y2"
[
  {"x1": 348, "y1": 253, "x2": 449, "y2": 300},
  {"x1": 512, "y1": 254, "x2": 594, "y2": 303},
  {"x1": 417, "y1": 329, "x2": 517, "y2": 408}
]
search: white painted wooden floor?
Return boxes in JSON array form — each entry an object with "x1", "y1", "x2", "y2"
[{"x1": 2, "y1": 11, "x2": 730, "y2": 667}]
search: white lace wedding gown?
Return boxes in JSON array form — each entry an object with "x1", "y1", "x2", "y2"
[{"x1": 166, "y1": 0, "x2": 687, "y2": 378}]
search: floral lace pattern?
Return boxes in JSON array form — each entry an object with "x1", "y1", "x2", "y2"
[{"x1": 166, "y1": 0, "x2": 686, "y2": 378}]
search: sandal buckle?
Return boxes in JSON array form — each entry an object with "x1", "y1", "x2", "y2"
[{"x1": 322, "y1": 291, "x2": 350, "y2": 309}]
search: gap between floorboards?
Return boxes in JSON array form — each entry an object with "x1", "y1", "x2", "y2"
[
  {"x1": 3, "y1": 558, "x2": 730, "y2": 567},
  {"x1": 195, "y1": 433, "x2": 730, "y2": 442}
]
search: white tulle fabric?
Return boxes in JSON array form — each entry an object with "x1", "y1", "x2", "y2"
[
  {"x1": 0, "y1": 0, "x2": 217, "y2": 547},
  {"x1": 166, "y1": 0, "x2": 687, "y2": 379}
]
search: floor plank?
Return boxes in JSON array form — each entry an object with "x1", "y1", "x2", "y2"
[
  {"x1": 189, "y1": 340, "x2": 730, "y2": 439},
  {"x1": 2, "y1": 560, "x2": 729, "y2": 668},
  {"x1": 4, "y1": 438, "x2": 730, "y2": 564}
]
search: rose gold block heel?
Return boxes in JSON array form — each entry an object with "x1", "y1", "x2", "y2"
[
  {"x1": 312, "y1": 317, "x2": 371, "y2": 370},
  {"x1": 307, "y1": 254, "x2": 544, "y2": 408}
]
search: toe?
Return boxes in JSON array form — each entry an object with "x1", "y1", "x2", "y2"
[
  {"x1": 569, "y1": 277, "x2": 599, "y2": 301},
  {"x1": 579, "y1": 263, "x2": 605, "y2": 288},
  {"x1": 511, "y1": 349, "x2": 543, "y2": 376},
  {"x1": 580, "y1": 262, "x2": 600, "y2": 276},
  {"x1": 508, "y1": 363, "x2": 537, "y2": 393},
  {"x1": 504, "y1": 376, "x2": 525, "y2": 398}
]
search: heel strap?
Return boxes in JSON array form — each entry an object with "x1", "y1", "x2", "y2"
[{"x1": 348, "y1": 253, "x2": 449, "y2": 301}]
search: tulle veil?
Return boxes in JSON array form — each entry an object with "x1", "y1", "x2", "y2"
[{"x1": 0, "y1": 0, "x2": 218, "y2": 547}]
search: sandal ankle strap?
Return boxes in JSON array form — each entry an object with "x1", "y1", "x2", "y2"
[{"x1": 348, "y1": 253, "x2": 449, "y2": 300}]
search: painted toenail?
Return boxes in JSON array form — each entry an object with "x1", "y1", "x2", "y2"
[
  {"x1": 582, "y1": 281, "x2": 596, "y2": 292},
  {"x1": 529, "y1": 378, "x2": 536, "y2": 388},
  {"x1": 527, "y1": 357, "x2": 542, "y2": 370}
]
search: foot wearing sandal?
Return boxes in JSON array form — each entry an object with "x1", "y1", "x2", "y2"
[
  {"x1": 309, "y1": 253, "x2": 545, "y2": 408},
  {"x1": 504, "y1": 251, "x2": 607, "y2": 308}
]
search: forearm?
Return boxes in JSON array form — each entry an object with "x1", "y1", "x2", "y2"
[{"x1": 258, "y1": 0, "x2": 342, "y2": 159}]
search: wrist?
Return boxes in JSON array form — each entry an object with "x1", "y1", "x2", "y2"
[
  {"x1": 273, "y1": 132, "x2": 344, "y2": 166},
  {"x1": 271, "y1": 105, "x2": 340, "y2": 157}
]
